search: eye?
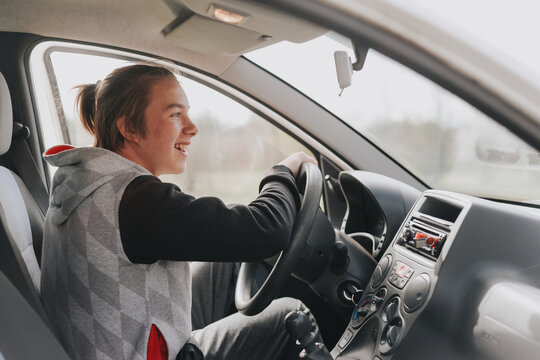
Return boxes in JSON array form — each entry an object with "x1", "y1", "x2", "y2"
[{"x1": 171, "y1": 112, "x2": 181, "y2": 118}]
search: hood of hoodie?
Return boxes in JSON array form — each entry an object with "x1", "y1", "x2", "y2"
[{"x1": 44, "y1": 146, "x2": 151, "y2": 225}]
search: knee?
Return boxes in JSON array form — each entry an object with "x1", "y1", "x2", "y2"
[{"x1": 269, "y1": 297, "x2": 304, "y2": 315}]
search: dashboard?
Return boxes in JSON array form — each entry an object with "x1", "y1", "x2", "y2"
[
  {"x1": 338, "y1": 171, "x2": 420, "y2": 259},
  {"x1": 328, "y1": 171, "x2": 540, "y2": 360}
]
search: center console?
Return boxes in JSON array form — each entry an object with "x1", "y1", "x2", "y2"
[{"x1": 331, "y1": 192, "x2": 468, "y2": 359}]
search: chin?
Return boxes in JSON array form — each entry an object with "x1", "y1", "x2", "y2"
[{"x1": 173, "y1": 164, "x2": 186, "y2": 175}]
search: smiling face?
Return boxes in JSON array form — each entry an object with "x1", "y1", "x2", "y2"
[{"x1": 118, "y1": 77, "x2": 198, "y2": 176}]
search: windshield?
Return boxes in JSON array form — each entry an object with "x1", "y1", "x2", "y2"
[
  {"x1": 412, "y1": 0, "x2": 540, "y2": 79},
  {"x1": 245, "y1": 35, "x2": 540, "y2": 202}
]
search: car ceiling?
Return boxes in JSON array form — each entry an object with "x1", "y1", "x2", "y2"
[{"x1": 0, "y1": 0, "x2": 326, "y2": 75}]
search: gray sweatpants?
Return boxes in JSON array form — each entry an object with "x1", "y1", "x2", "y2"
[{"x1": 190, "y1": 262, "x2": 316, "y2": 360}]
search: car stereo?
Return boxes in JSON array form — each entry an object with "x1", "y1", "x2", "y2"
[
  {"x1": 397, "y1": 216, "x2": 449, "y2": 259},
  {"x1": 397, "y1": 196, "x2": 461, "y2": 260}
]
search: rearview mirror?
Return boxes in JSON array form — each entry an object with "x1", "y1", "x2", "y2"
[
  {"x1": 334, "y1": 42, "x2": 369, "y2": 94},
  {"x1": 334, "y1": 51, "x2": 353, "y2": 92}
]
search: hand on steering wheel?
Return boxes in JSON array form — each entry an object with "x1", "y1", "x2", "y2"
[{"x1": 235, "y1": 162, "x2": 323, "y2": 316}]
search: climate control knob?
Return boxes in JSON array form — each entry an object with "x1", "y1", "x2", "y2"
[
  {"x1": 371, "y1": 254, "x2": 392, "y2": 288},
  {"x1": 379, "y1": 297, "x2": 404, "y2": 355},
  {"x1": 386, "y1": 325, "x2": 399, "y2": 346},
  {"x1": 384, "y1": 298, "x2": 399, "y2": 322}
]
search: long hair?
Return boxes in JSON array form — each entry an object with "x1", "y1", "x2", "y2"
[{"x1": 75, "y1": 64, "x2": 176, "y2": 151}]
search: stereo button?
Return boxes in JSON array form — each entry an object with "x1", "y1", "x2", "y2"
[
  {"x1": 397, "y1": 277, "x2": 409, "y2": 289},
  {"x1": 338, "y1": 329, "x2": 353, "y2": 348},
  {"x1": 405, "y1": 268, "x2": 414, "y2": 278}
]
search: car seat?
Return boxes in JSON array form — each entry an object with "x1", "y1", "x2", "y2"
[
  {"x1": 0, "y1": 71, "x2": 43, "y2": 313},
  {"x1": 0, "y1": 71, "x2": 70, "y2": 359}
]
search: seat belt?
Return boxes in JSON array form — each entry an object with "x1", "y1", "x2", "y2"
[{"x1": 8, "y1": 122, "x2": 50, "y2": 215}]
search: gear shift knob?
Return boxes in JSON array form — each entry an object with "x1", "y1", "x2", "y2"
[
  {"x1": 284, "y1": 310, "x2": 334, "y2": 360},
  {"x1": 284, "y1": 310, "x2": 316, "y2": 349}
]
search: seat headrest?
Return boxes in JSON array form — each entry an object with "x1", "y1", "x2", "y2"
[{"x1": 0, "y1": 73, "x2": 13, "y2": 155}]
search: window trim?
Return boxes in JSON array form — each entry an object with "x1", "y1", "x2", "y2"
[{"x1": 28, "y1": 40, "x2": 352, "y2": 181}]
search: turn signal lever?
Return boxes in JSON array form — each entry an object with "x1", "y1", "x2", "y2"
[{"x1": 284, "y1": 310, "x2": 333, "y2": 360}]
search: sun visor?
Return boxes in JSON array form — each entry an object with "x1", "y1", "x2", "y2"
[
  {"x1": 164, "y1": 14, "x2": 274, "y2": 55},
  {"x1": 161, "y1": 0, "x2": 327, "y2": 55}
]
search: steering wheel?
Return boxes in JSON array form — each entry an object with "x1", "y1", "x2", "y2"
[{"x1": 235, "y1": 162, "x2": 323, "y2": 316}]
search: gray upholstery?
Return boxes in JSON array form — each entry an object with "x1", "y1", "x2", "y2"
[
  {"x1": 0, "y1": 271, "x2": 70, "y2": 359},
  {"x1": 0, "y1": 71, "x2": 48, "y2": 331},
  {"x1": 0, "y1": 71, "x2": 41, "y2": 295},
  {"x1": 0, "y1": 73, "x2": 13, "y2": 155},
  {"x1": 13, "y1": 173, "x2": 45, "y2": 265},
  {"x1": 0, "y1": 166, "x2": 41, "y2": 292}
]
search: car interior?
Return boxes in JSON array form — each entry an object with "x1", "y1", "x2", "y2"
[{"x1": 1, "y1": 0, "x2": 540, "y2": 359}]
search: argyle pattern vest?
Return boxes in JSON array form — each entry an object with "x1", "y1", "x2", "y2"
[{"x1": 41, "y1": 146, "x2": 191, "y2": 360}]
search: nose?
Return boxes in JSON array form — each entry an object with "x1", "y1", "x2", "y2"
[{"x1": 184, "y1": 114, "x2": 198, "y2": 137}]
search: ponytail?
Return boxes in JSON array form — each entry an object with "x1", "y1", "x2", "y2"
[{"x1": 75, "y1": 83, "x2": 98, "y2": 136}]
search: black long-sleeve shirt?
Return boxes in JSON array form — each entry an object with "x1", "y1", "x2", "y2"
[{"x1": 118, "y1": 165, "x2": 300, "y2": 264}]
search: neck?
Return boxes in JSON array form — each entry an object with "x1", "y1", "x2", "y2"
[{"x1": 115, "y1": 144, "x2": 156, "y2": 176}]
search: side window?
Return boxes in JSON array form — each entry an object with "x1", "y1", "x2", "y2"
[{"x1": 30, "y1": 45, "x2": 312, "y2": 204}]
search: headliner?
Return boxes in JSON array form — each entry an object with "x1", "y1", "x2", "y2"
[{"x1": 0, "y1": 0, "x2": 325, "y2": 75}]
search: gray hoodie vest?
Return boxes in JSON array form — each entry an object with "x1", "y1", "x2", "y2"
[{"x1": 41, "y1": 146, "x2": 191, "y2": 360}]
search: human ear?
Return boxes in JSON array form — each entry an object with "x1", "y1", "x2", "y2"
[{"x1": 116, "y1": 116, "x2": 139, "y2": 143}]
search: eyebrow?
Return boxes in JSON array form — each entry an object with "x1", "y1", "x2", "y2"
[{"x1": 165, "y1": 103, "x2": 186, "y2": 110}]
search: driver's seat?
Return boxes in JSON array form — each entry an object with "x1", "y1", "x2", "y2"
[{"x1": 0, "y1": 71, "x2": 70, "y2": 358}]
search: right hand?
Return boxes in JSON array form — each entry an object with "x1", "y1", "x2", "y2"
[{"x1": 278, "y1": 152, "x2": 317, "y2": 177}]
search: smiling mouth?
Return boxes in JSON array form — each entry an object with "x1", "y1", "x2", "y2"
[{"x1": 174, "y1": 143, "x2": 188, "y2": 154}]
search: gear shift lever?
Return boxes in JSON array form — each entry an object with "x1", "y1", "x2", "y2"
[{"x1": 284, "y1": 311, "x2": 333, "y2": 360}]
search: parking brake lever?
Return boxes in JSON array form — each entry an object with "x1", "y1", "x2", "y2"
[{"x1": 284, "y1": 310, "x2": 333, "y2": 360}]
